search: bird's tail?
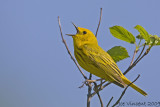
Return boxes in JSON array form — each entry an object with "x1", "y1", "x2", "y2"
[{"x1": 121, "y1": 76, "x2": 147, "y2": 96}]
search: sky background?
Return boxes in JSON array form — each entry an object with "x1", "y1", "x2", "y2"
[{"x1": 0, "y1": 0, "x2": 160, "y2": 107}]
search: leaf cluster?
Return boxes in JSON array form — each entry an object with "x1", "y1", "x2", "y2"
[{"x1": 108, "y1": 25, "x2": 160, "y2": 62}]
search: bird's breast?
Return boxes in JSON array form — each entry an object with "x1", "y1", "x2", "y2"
[{"x1": 74, "y1": 47, "x2": 107, "y2": 79}]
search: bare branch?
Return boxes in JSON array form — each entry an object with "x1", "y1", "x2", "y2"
[
  {"x1": 130, "y1": 49, "x2": 139, "y2": 66},
  {"x1": 87, "y1": 86, "x2": 92, "y2": 107},
  {"x1": 95, "y1": 8, "x2": 102, "y2": 37},
  {"x1": 106, "y1": 97, "x2": 113, "y2": 107},
  {"x1": 93, "y1": 82, "x2": 104, "y2": 107},
  {"x1": 58, "y1": 16, "x2": 87, "y2": 79},
  {"x1": 89, "y1": 73, "x2": 92, "y2": 79},
  {"x1": 133, "y1": 48, "x2": 150, "y2": 66},
  {"x1": 133, "y1": 44, "x2": 146, "y2": 65},
  {"x1": 123, "y1": 44, "x2": 147, "y2": 75},
  {"x1": 97, "y1": 92, "x2": 104, "y2": 107},
  {"x1": 87, "y1": 81, "x2": 105, "y2": 107},
  {"x1": 112, "y1": 75, "x2": 140, "y2": 107}
]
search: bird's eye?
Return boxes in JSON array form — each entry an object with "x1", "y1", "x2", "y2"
[{"x1": 83, "y1": 31, "x2": 87, "y2": 34}]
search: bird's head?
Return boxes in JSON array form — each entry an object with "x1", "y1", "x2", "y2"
[{"x1": 66, "y1": 23, "x2": 98, "y2": 47}]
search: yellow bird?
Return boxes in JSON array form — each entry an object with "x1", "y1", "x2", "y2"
[{"x1": 67, "y1": 23, "x2": 147, "y2": 96}]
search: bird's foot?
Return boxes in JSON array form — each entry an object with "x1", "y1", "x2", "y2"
[
  {"x1": 79, "y1": 79, "x2": 104, "y2": 88},
  {"x1": 93, "y1": 79, "x2": 105, "y2": 91}
]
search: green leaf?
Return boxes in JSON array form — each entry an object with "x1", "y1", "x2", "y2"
[
  {"x1": 109, "y1": 26, "x2": 136, "y2": 44},
  {"x1": 150, "y1": 35, "x2": 160, "y2": 46},
  {"x1": 107, "y1": 46, "x2": 129, "y2": 63},
  {"x1": 134, "y1": 25, "x2": 150, "y2": 43}
]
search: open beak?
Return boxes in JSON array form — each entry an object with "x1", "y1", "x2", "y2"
[{"x1": 66, "y1": 22, "x2": 79, "y2": 36}]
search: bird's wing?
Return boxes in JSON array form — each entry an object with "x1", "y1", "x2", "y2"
[{"x1": 84, "y1": 46, "x2": 126, "y2": 87}]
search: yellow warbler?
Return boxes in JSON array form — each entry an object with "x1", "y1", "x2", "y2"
[{"x1": 67, "y1": 23, "x2": 147, "y2": 96}]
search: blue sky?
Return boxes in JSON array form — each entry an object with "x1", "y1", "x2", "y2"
[{"x1": 0, "y1": 0, "x2": 160, "y2": 107}]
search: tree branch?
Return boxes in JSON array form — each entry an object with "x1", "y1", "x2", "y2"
[
  {"x1": 130, "y1": 49, "x2": 139, "y2": 66},
  {"x1": 133, "y1": 48, "x2": 150, "y2": 66},
  {"x1": 112, "y1": 74, "x2": 140, "y2": 107},
  {"x1": 97, "y1": 92, "x2": 104, "y2": 107},
  {"x1": 58, "y1": 16, "x2": 87, "y2": 79},
  {"x1": 133, "y1": 44, "x2": 146, "y2": 65},
  {"x1": 123, "y1": 44, "x2": 147, "y2": 75},
  {"x1": 87, "y1": 73, "x2": 92, "y2": 107},
  {"x1": 87, "y1": 85, "x2": 92, "y2": 107},
  {"x1": 93, "y1": 82, "x2": 104, "y2": 107},
  {"x1": 95, "y1": 8, "x2": 102, "y2": 37},
  {"x1": 106, "y1": 97, "x2": 113, "y2": 107}
]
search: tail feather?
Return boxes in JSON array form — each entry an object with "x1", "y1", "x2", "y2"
[{"x1": 121, "y1": 76, "x2": 147, "y2": 96}]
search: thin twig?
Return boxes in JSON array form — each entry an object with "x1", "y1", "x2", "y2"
[
  {"x1": 112, "y1": 75, "x2": 140, "y2": 107},
  {"x1": 58, "y1": 16, "x2": 87, "y2": 79},
  {"x1": 87, "y1": 85, "x2": 92, "y2": 107},
  {"x1": 123, "y1": 44, "x2": 147, "y2": 75},
  {"x1": 93, "y1": 82, "x2": 104, "y2": 107},
  {"x1": 87, "y1": 73, "x2": 92, "y2": 107},
  {"x1": 106, "y1": 97, "x2": 113, "y2": 107},
  {"x1": 89, "y1": 73, "x2": 92, "y2": 80},
  {"x1": 130, "y1": 49, "x2": 138, "y2": 66},
  {"x1": 97, "y1": 92, "x2": 104, "y2": 107},
  {"x1": 133, "y1": 48, "x2": 150, "y2": 66},
  {"x1": 133, "y1": 44, "x2": 146, "y2": 65},
  {"x1": 95, "y1": 8, "x2": 102, "y2": 37}
]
